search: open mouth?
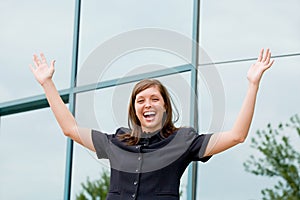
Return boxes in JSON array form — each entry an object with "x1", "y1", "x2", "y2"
[{"x1": 143, "y1": 111, "x2": 156, "y2": 120}]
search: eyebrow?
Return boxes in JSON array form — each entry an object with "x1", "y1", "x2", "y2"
[{"x1": 136, "y1": 94, "x2": 161, "y2": 99}]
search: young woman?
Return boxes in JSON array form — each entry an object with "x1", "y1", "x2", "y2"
[{"x1": 30, "y1": 49, "x2": 274, "y2": 200}]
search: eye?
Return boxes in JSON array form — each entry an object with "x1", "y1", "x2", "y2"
[
  {"x1": 136, "y1": 99, "x2": 144, "y2": 103},
  {"x1": 152, "y1": 98, "x2": 159, "y2": 102}
]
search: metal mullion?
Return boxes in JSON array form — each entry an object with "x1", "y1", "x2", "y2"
[
  {"x1": 187, "y1": 0, "x2": 201, "y2": 200},
  {"x1": 74, "y1": 64, "x2": 193, "y2": 94},
  {"x1": 198, "y1": 52, "x2": 300, "y2": 67},
  {"x1": 0, "y1": 90, "x2": 70, "y2": 117},
  {"x1": 63, "y1": 0, "x2": 81, "y2": 199},
  {"x1": 0, "y1": 64, "x2": 192, "y2": 117}
]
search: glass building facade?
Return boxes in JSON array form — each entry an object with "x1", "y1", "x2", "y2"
[{"x1": 0, "y1": 0, "x2": 299, "y2": 199}]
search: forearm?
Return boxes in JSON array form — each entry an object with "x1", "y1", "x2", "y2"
[
  {"x1": 204, "y1": 84, "x2": 259, "y2": 156},
  {"x1": 204, "y1": 49, "x2": 273, "y2": 156},
  {"x1": 42, "y1": 79, "x2": 77, "y2": 135},
  {"x1": 231, "y1": 83, "x2": 259, "y2": 142}
]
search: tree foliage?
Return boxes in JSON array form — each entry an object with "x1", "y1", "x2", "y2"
[
  {"x1": 76, "y1": 170, "x2": 110, "y2": 200},
  {"x1": 244, "y1": 114, "x2": 300, "y2": 200}
]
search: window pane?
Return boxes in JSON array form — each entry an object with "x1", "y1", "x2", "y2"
[
  {"x1": 197, "y1": 56, "x2": 300, "y2": 199},
  {"x1": 0, "y1": 108, "x2": 66, "y2": 199},
  {"x1": 200, "y1": 0, "x2": 300, "y2": 63},
  {"x1": 0, "y1": 0, "x2": 74, "y2": 103},
  {"x1": 77, "y1": 0, "x2": 194, "y2": 86},
  {"x1": 72, "y1": 72, "x2": 192, "y2": 199}
]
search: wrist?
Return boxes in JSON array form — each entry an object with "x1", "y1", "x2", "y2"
[
  {"x1": 248, "y1": 82, "x2": 259, "y2": 91},
  {"x1": 41, "y1": 78, "x2": 53, "y2": 88}
]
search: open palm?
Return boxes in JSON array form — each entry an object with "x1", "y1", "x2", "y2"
[
  {"x1": 30, "y1": 53, "x2": 55, "y2": 85},
  {"x1": 247, "y1": 48, "x2": 274, "y2": 86}
]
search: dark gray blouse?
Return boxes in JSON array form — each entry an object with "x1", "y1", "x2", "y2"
[{"x1": 92, "y1": 127, "x2": 212, "y2": 200}]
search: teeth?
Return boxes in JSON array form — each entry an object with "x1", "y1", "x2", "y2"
[{"x1": 144, "y1": 111, "x2": 155, "y2": 116}]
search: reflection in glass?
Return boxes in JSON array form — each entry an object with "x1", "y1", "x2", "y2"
[{"x1": 77, "y1": 0, "x2": 194, "y2": 86}]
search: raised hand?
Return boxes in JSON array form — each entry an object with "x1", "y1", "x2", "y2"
[
  {"x1": 29, "y1": 53, "x2": 55, "y2": 85},
  {"x1": 247, "y1": 48, "x2": 274, "y2": 86}
]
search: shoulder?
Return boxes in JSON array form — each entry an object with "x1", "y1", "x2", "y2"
[
  {"x1": 176, "y1": 127, "x2": 212, "y2": 144},
  {"x1": 177, "y1": 127, "x2": 212, "y2": 136},
  {"x1": 177, "y1": 127, "x2": 197, "y2": 136},
  {"x1": 170, "y1": 127, "x2": 198, "y2": 145},
  {"x1": 115, "y1": 127, "x2": 131, "y2": 135},
  {"x1": 92, "y1": 127, "x2": 130, "y2": 136}
]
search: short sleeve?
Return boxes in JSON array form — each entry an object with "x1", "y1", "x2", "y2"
[
  {"x1": 188, "y1": 132, "x2": 213, "y2": 162},
  {"x1": 91, "y1": 129, "x2": 110, "y2": 159}
]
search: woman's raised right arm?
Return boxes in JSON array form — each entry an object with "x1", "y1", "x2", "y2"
[{"x1": 30, "y1": 53, "x2": 95, "y2": 152}]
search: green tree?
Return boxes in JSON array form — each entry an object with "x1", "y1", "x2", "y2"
[
  {"x1": 244, "y1": 114, "x2": 300, "y2": 200},
  {"x1": 76, "y1": 170, "x2": 110, "y2": 200}
]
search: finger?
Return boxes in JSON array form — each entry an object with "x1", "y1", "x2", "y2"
[
  {"x1": 40, "y1": 52, "x2": 47, "y2": 63},
  {"x1": 33, "y1": 54, "x2": 41, "y2": 65},
  {"x1": 263, "y1": 59, "x2": 274, "y2": 71},
  {"x1": 33, "y1": 54, "x2": 40, "y2": 68},
  {"x1": 257, "y1": 48, "x2": 264, "y2": 62},
  {"x1": 262, "y1": 48, "x2": 270, "y2": 62},
  {"x1": 265, "y1": 51, "x2": 271, "y2": 64},
  {"x1": 266, "y1": 59, "x2": 275, "y2": 69}
]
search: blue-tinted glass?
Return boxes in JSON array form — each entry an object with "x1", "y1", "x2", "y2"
[
  {"x1": 0, "y1": 108, "x2": 66, "y2": 199},
  {"x1": 197, "y1": 56, "x2": 300, "y2": 200},
  {"x1": 0, "y1": 1, "x2": 74, "y2": 103},
  {"x1": 77, "y1": 0, "x2": 194, "y2": 86},
  {"x1": 200, "y1": 0, "x2": 300, "y2": 63}
]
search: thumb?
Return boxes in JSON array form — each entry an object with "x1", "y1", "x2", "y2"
[
  {"x1": 29, "y1": 64, "x2": 35, "y2": 74},
  {"x1": 50, "y1": 60, "x2": 56, "y2": 70}
]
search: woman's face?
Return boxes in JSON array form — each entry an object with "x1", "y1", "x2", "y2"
[{"x1": 134, "y1": 86, "x2": 166, "y2": 133}]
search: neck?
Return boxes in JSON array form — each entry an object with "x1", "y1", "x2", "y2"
[{"x1": 141, "y1": 129, "x2": 161, "y2": 138}]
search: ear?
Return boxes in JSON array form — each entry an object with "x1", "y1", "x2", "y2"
[{"x1": 163, "y1": 103, "x2": 167, "y2": 112}]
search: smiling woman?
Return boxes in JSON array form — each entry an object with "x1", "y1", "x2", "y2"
[
  {"x1": 121, "y1": 79, "x2": 178, "y2": 145},
  {"x1": 29, "y1": 49, "x2": 274, "y2": 200},
  {"x1": 135, "y1": 86, "x2": 166, "y2": 131}
]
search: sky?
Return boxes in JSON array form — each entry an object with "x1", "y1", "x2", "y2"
[{"x1": 0, "y1": 0, "x2": 300, "y2": 199}]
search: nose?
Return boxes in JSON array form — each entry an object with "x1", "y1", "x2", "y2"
[{"x1": 145, "y1": 99, "x2": 151, "y2": 108}]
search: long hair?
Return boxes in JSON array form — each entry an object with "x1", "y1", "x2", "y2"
[{"x1": 119, "y1": 79, "x2": 178, "y2": 145}]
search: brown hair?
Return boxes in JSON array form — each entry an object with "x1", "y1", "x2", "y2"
[{"x1": 119, "y1": 79, "x2": 178, "y2": 145}]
